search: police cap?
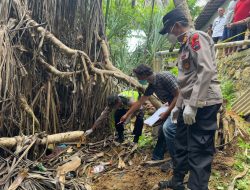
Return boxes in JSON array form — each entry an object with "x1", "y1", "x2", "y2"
[{"x1": 159, "y1": 8, "x2": 189, "y2": 35}]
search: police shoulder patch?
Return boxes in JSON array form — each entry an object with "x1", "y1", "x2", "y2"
[{"x1": 190, "y1": 33, "x2": 201, "y2": 51}]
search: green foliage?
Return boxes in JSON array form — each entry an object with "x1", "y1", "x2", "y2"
[
  {"x1": 238, "y1": 138, "x2": 250, "y2": 150},
  {"x1": 211, "y1": 171, "x2": 227, "y2": 190},
  {"x1": 232, "y1": 138, "x2": 250, "y2": 175},
  {"x1": 211, "y1": 138, "x2": 250, "y2": 189},
  {"x1": 138, "y1": 134, "x2": 154, "y2": 148},
  {"x1": 234, "y1": 160, "x2": 245, "y2": 172},
  {"x1": 103, "y1": 0, "x2": 202, "y2": 74},
  {"x1": 169, "y1": 66, "x2": 178, "y2": 76},
  {"x1": 188, "y1": 0, "x2": 202, "y2": 19},
  {"x1": 236, "y1": 138, "x2": 250, "y2": 165},
  {"x1": 105, "y1": 0, "x2": 172, "y2": 73},
  {"x1": 233, "y1": 138, "x2": 250, "y2": 189},
  {"x1": 220, "y1": 79, "x2": 236, "y2": 108},
  {"x1": 235, "y1": 175, "x2": 250, "y2": 190}
]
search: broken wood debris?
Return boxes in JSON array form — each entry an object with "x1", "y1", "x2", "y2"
[{"x1": 0, "y1": 133, "x2": 144, "y2": 189}]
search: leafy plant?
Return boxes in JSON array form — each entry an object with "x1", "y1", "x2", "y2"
[
  {"x1": 233, "y1": 160, "x2": 245, "y2": 172},
  {"x1": 235, "y1": 175, "x2": 250, "y2": 190},
  {"x1": 220, "y1": 79, "x2": 236, "y2": 108},
  {"x1": 188, "y1": 0, "x2": 203, "y2": 19},
  {"x1": 238, "y1": 138, "x2": 250, "y2": 150},
  {"x1": 169, "y1": 66, "x2": 178, "y2": 76},
  {"x1": 138, "y1": 134, "x2": 154, "y2": 148},
  {"x1": 103, "y1": 0, "x2": 202, "y2": 74},
  {"x1": 211, "y1": 171, "x2": 227, "y2": 190}
]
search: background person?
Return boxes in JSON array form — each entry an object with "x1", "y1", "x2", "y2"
[
  {"x1": 230, "y1": 16, "x2": 250, "y2": 50},
  {"x1": 206, "y1": 24, "x2": 213, "y2": 37},
  {"x1": 222, "y1": 0, "x2": 237, "y2": 55},
  {"x1": 230, "y1": 0, "x2": 250, "y2": 51},
  {"x1": 212, "y1": 7, "x2": 226, "y2": 43}
]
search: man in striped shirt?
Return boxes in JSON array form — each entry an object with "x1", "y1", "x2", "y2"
[{"x1": 120, "y1": 64, "x2": 179, "y2": 171}]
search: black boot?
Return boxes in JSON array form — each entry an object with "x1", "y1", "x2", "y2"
[
  {"x1": 133, "y1": 136, "x2": 139, "y2": 143},
  {"x1": 160, "y1": 160, "x2": 173, "y2": 173},
  {"x1": 158, "y1": 177, "x2": 185, "y2": 190},
  {"x1": 115, "y1": 132, "x2": 124, "y2": 143}
]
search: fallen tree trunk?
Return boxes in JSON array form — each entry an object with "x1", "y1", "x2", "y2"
[{"x1": 0, "y1": 131, "x2": 85, "y2": 148}]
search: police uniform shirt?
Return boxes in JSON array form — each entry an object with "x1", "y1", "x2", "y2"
[
  {"x1": 176, "y1": 29, "x2": 223, "y2": 108},
  {"x1": 144, "y1": 72, "x2": 178, "y2": 104}
]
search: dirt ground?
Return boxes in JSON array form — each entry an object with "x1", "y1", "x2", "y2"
[
  {"x1": 92, "y1": 149, "x2": 171, "y2": 190},
  {"x1": 91, "y1": 113, "x2": 250, "y2": 190},
  {"x1": 91, "y1": 145, "x2": 241, "y2": 190},
  {"x1": 93, "y1": 167, "x2": 170, "y2": 190}
]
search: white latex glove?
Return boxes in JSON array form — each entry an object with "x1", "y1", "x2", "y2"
[
  {"x1": 85, "y1": 129, "x2": 93, "y2": 136},
  {"x1": 170, "y1": 106, "x2": 180, "y2": 124},
  {"x1": 183, "y1": 105, "x2": 197, "y2": 125}
]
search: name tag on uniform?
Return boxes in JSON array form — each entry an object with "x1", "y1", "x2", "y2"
[
  {"x1": 181, "y1": 51, "x2": 190, "y2": 70},
  {"x1": 182, "y1": 61, "x2": 190, "y2": 70}
]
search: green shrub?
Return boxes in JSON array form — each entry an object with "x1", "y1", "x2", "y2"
[
  {"x1": 169, "y1": 66, "x2": 178, "y2": 76},
  {"x1": 220, "y1": 79, "x2": 236, "y2": 109},
  {"x1": 236, "y1": 176, "x2": 250, "y2": 190},
  {"x1": 138, "y1": 134, "x2": 154, "y2": 148}
]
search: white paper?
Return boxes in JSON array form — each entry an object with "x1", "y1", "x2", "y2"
[{"x1": 144, "y1": 106, "x2": 168, "y2": 126}]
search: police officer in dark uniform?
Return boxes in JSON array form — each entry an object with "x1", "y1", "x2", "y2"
[{"x1": 158, "y1": 8, "x2": 223, "y2": 190}]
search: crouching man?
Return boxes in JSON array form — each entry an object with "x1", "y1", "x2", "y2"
[{"x1": 85, "y1": 90, "x2": 144, "y2": 143}]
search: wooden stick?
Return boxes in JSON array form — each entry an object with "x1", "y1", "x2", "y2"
[
  {"x1": 141, "y1": 158, "x2": 171, "y2": 167},
  {"x1": 0, "y1": 131, "x2": 85, "y2": 148},
  {"x1": 19, "y1": 95, "x2": 40, "y2": 129},
  {"x1": 8, "y1": 22, "x2": 47, "y2": 32},
  {"x1": 45, "y1": 81, "x2": 51, "y2": 132},
  {"x1": 228, "y1": 167, "x2": 249, "y2": 190},
  {"x1": 37, "y1": 57, "x2": 83, "y2": 77},
  {"x1": 155, "y1": 40, "x2": 250, "y2": 56}
]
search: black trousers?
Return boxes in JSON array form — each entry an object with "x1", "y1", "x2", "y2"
[
  {"x1": 173, "y1": 104, "x2": 221, "y2": 190},
  {"x1": 114, "y1": 108, "x2": 144, "y2": 142},
  {"x1": 212, "y1": 37, "x2": 221, "y2": 44}
]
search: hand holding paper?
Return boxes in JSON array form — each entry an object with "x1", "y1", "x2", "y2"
[{"x1": 144, "y1": 106, "x2": 168, "y2": 126}]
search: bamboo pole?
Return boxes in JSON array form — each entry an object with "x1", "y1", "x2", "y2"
[
  {"x1": 155, "y1": 40, "x2": 250, "y2": 56},
  {"x1": 45, "y1": 81, "x2": 51, "y2": 132},
  {"x1": 0, "y1": 131, "x2": 85, "y2": 148},
  {"x1": 215, "y1": 40, "x2": 250, "y2": 48}
]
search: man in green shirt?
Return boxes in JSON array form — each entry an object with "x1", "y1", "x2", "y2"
[{"x1": 85, "y1": 91, "x2": 144, "y2": 143}]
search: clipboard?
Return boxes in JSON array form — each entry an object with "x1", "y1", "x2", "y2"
[{"x1": 144, "y1": 106, "x2": 168, "y2": 126}]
